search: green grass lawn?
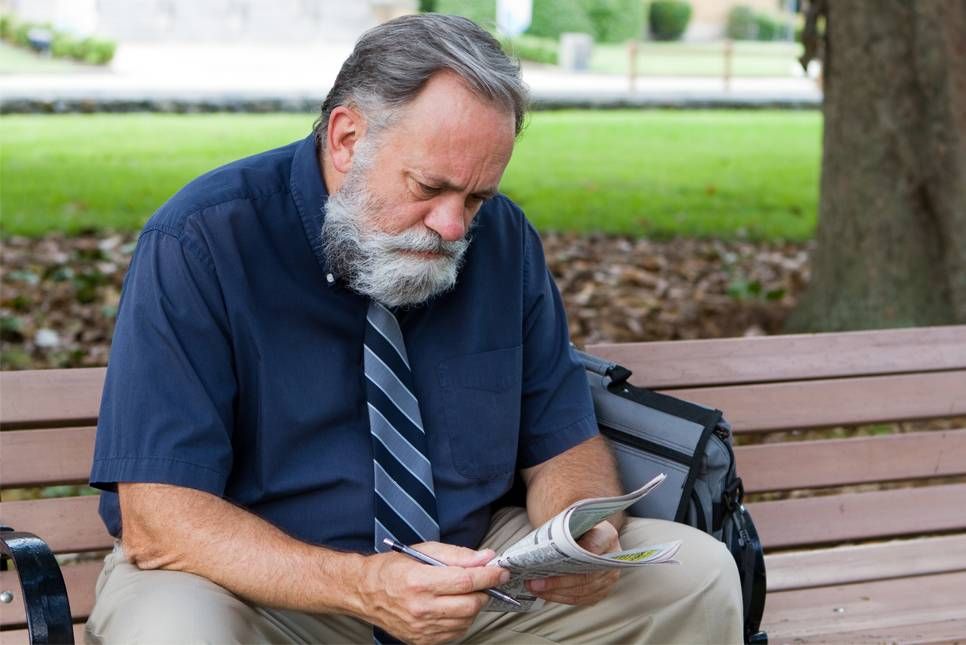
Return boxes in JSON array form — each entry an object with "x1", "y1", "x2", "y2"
[
  {"x1": 591, "y1": 41, "x2": 804, "y2": 77},
  {"x1": 0, "y1": 111, "x2": 820, "y2": 240}
]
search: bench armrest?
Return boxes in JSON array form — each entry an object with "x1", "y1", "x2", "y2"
[{"x1": 1, "y1": 526, "x2": 74, "y2": 645}]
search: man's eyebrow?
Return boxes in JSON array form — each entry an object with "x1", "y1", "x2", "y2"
[{"x1": 413, "y1": 172, "x2": 498, "y2": 199}]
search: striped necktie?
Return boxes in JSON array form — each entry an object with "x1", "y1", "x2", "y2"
[
  {"x1": 365, "y1": 302, "x2": 439, "y2": 644},
  {"x1": 364, "y1": 301, "x2": 440, "y2": 550}
]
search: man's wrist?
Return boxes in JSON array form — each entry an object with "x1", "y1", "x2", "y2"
[{"x1": 307, "y1": 548, "x2": 371, "y2": 618}]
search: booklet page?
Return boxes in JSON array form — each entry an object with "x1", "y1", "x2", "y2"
[{"x1": 484, "y1": 474, "x2": 681, "y2": 612}]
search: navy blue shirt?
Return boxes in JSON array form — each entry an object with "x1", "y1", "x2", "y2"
[{"x1": 90, "y1": 134, "x2": 598, "y2": 552}]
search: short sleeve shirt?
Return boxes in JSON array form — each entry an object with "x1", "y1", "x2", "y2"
[{"x1": 90, "y1": 134, "x2": 599, "y2": 552}]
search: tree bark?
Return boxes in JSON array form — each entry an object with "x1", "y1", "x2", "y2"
[{"x1": 788, "y1": 0, "x2": 966, "y2": 331}]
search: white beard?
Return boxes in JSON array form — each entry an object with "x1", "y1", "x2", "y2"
[{"x1": 321, "y1": 148, "x2": 471, "y2": 309}]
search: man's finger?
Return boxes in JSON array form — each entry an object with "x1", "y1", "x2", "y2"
[
  {"x1": 427, "y1": 563, "x2": 510, "y2": 595},
  {"x1": 530, "y1": 577, "x2": 606, "y2": 598},
  {"x1": 415, "y1": 541, "x2": 497, "y2": 568},
  {"x1": 430, "y1": 591, "x2": 489, "y2": 618},
  {"x1": 528, "y1": 571, "x2": 619, "y2": 594},
  {"x1": 576, "y1": 522, "x2": 620, "y2": 555}
]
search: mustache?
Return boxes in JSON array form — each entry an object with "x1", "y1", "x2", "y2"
[{"x1": 378, "y1": 227, "x2": 471, "y2": 258}]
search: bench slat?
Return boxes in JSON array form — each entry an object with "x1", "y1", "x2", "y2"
[
  {"x1": 3, "y1": 423, "x2": 962, "y2": 493},
  {"x1": 0, "y1": 623, "x2": 87, "y2": 644},
  {"x1": 587, "y1": 325, "x2": 966, "y2": 388},
  {"x1": 667, "y1": 371, "x2": 966, "y2": 433},
  {"x1": 765, "y1": 534, "x2": 966, "y2": 592},
  {"x1": 2, "y1": 354, "x2": 964, "y2": 436},
  {"x1": 0, "y1": 497, "x2": 112, "y2": 554},
  {"x1": 0, "y1": 560, "x2": 101, "y2": 628},
  {"x1": 0, "y1": 427, "x2": 96, "y2": 487},
  {"x1": 748, "y1": 483, "x2": 966, "y2": 549},
  {"x1": 0, "y1": 368, "x2": 105, "y2": 430},
  {"x1": 737, "y1": 429, "x2": 966, "y2": 492},
  {"x1": 806, "y1": 617, "x2": 966, "y2": 645},
  {"x1": 763, "y1": 570, "x2": 966, "y2": 642}
]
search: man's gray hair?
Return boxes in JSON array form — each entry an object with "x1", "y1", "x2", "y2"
[{"x1": 314, "y1": 14, "x2": 528, "y2": 146}]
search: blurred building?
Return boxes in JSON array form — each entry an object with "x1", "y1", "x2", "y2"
[{"x1": 1, "y1": 0, "x2": 417, "y2": 42}]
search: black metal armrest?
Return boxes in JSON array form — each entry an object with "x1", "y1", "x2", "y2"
[{"x1": 1, "y1": 525, "x2": 74, "y2": 645}]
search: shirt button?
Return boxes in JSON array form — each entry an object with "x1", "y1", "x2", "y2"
[{"x1": 326, "y1": 273, "x2": 335, "y2": 284}]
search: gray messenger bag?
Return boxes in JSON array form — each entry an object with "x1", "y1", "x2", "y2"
[{"x1": 576, "y1": 350, "x2": 767, "y2": 645}]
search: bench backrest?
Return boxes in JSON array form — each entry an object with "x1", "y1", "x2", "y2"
[{"x1": 2, "y1": 325, "x2": 965, "y2": 632}]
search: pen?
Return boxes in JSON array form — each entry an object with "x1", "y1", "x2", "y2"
[{"x1": 382, "y1": 538, "x2": 523, "y2": 608}]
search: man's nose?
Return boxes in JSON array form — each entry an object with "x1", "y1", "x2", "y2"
[{"x1": 424, "y1": 197, "x2": 467, "y2": 242}]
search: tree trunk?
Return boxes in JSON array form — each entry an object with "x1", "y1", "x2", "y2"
[{"x1": 788, "y1": 0, "x2": 966, "y2": 331}]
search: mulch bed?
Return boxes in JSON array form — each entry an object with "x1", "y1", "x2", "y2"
[{"x1": 0, "y1": 232, "x2": 811, "y2": 370}]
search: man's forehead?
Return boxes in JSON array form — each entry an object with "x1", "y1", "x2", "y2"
[
  {"x1": 390, "y1": 72, "x2": 516, "y2": 143},
  {"x1": 377, "y1": 76, "x2": 515, "y2": 191}
]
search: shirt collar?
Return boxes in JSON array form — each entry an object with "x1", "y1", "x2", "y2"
[{"x1": 290, "y1": 133, "x2": 335, "y2": 280}]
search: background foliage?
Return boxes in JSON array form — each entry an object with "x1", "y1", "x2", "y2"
[
  {"x1": 648, "y1": 0, "x2": 693, "y2": 41},
  {"x1": 434, "y1": 0, "x2": 646, "y2": 43}
]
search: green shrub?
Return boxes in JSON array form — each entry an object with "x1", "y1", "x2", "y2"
[
  {"x1": 13, "y1": 21, "x2": 32, "y2": 47},
  {"x1": 725, "y1": 6, "x2": 757, "y2": 39},
  {"x1": 727, "y1": 5, "x2": 786, "y2": 41},
  {"x1": 648, "y1": 0, "x2": 692, "y2": 41},
  {"x1": 583, "y1": 0, "x2": 645, "y2": 42},
  {"x1": 527, "y1": 0, "x2": 594, "y2": 40},
  {"x1": 77, "y1": 37, "x2": 116, "y2": 64},
  {"x1": 754, "y1": 13, "x2": 779, "y2": 41},
  {"x1": 0, "y1": 14, "x2": 12, "y2": 40},
  {"x1": 497, "y1": 33, "x2": 559, "y2": 65},
  {"x1": 434, "y1": 0, "x2": 496, "y2": 29},
  {"x1": 3, "y1": 17, "x2": 117, "y2": 65},
  {"x1": 50, "y1": 32, "x2": 75, "y2": 58},
  {"x1": 68, "y1": 36, "x2": 89, "y2": 61},
  {"x1": 435, "y1": 0, "x2": 645, "y2": 45},
  {"x1": 527, "y1": 0, "x2": 644, "y2": 44}
]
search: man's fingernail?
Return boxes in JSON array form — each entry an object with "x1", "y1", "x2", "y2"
[
  {"x1": 529, "y1": 579, "x2": 545, "y2": 591},
  {"x1": 500, "y1": 570, "x2": 511, "y2": 584}
]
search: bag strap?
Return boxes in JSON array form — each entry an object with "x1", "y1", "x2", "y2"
[
  {"x1": 740, "y1": 508, "x2": 768, "y2": 641},
  {"x1": 573, "y1": 349, "x2": 633, "y2": 385}
]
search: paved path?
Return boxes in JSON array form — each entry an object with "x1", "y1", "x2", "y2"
[{"x1": 0, "y1": 43, "x2": 822, "y2": 109}]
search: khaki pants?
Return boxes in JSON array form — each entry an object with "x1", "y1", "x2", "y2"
[{"x1": 86, "y1": 508, "x2": 743, "y2": 644}]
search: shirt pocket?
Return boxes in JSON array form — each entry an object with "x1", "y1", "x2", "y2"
[{"x1": 437, "y1": 345, "x2": 523, "y2": 480}]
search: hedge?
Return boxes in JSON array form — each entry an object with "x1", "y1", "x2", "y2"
[
  {"x1": 0, "y1": 14, "x2": 116, "y2": 65},
  {"x1": 726, "y1": 5, "x2": 789, "y2": 41},
  {"x1": 648, "y1": 0, "x2": 692, "y2": 41},
  {"x1": 496, "y1": 33, "x2": 559, "y2": 65},
  {"x1": 431, "y1": 0, "x2": 645, "y2": 44}
]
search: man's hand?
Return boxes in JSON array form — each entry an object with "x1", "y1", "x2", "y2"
[
  {"x1": 525, "y1": 521, "x2": 621, "y2": 606},
  {"x1": 355, "y1": 542, "x2": 510, "y2": 645}
]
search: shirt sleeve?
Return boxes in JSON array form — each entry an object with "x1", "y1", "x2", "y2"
[
  {"x1": 517, "y1": 221, "x2": 599, "y2": 468},
  {"x1": 90, "y1": 226, "x2": 236, "y2": 496}
]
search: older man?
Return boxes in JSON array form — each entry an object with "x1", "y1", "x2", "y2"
[{"x1": 87, "y1": 14, "x2": 742, "y2": 645}]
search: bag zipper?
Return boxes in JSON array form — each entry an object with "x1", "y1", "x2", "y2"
[{"x1": 599, "y1": 425, "x2": 693, "y2": 466}]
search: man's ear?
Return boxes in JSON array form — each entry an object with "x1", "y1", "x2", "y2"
[{"x1": 326, "y1": 106, "x2": 364, "y2": 175}]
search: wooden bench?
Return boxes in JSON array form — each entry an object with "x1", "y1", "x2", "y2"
[{"x1": 2, "y1": 325, "x2": 965, "y2": 643}]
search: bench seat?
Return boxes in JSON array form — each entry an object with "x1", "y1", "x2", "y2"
[{"x1": 3, "y1": 325, "x2": 966, "y2": 643}]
